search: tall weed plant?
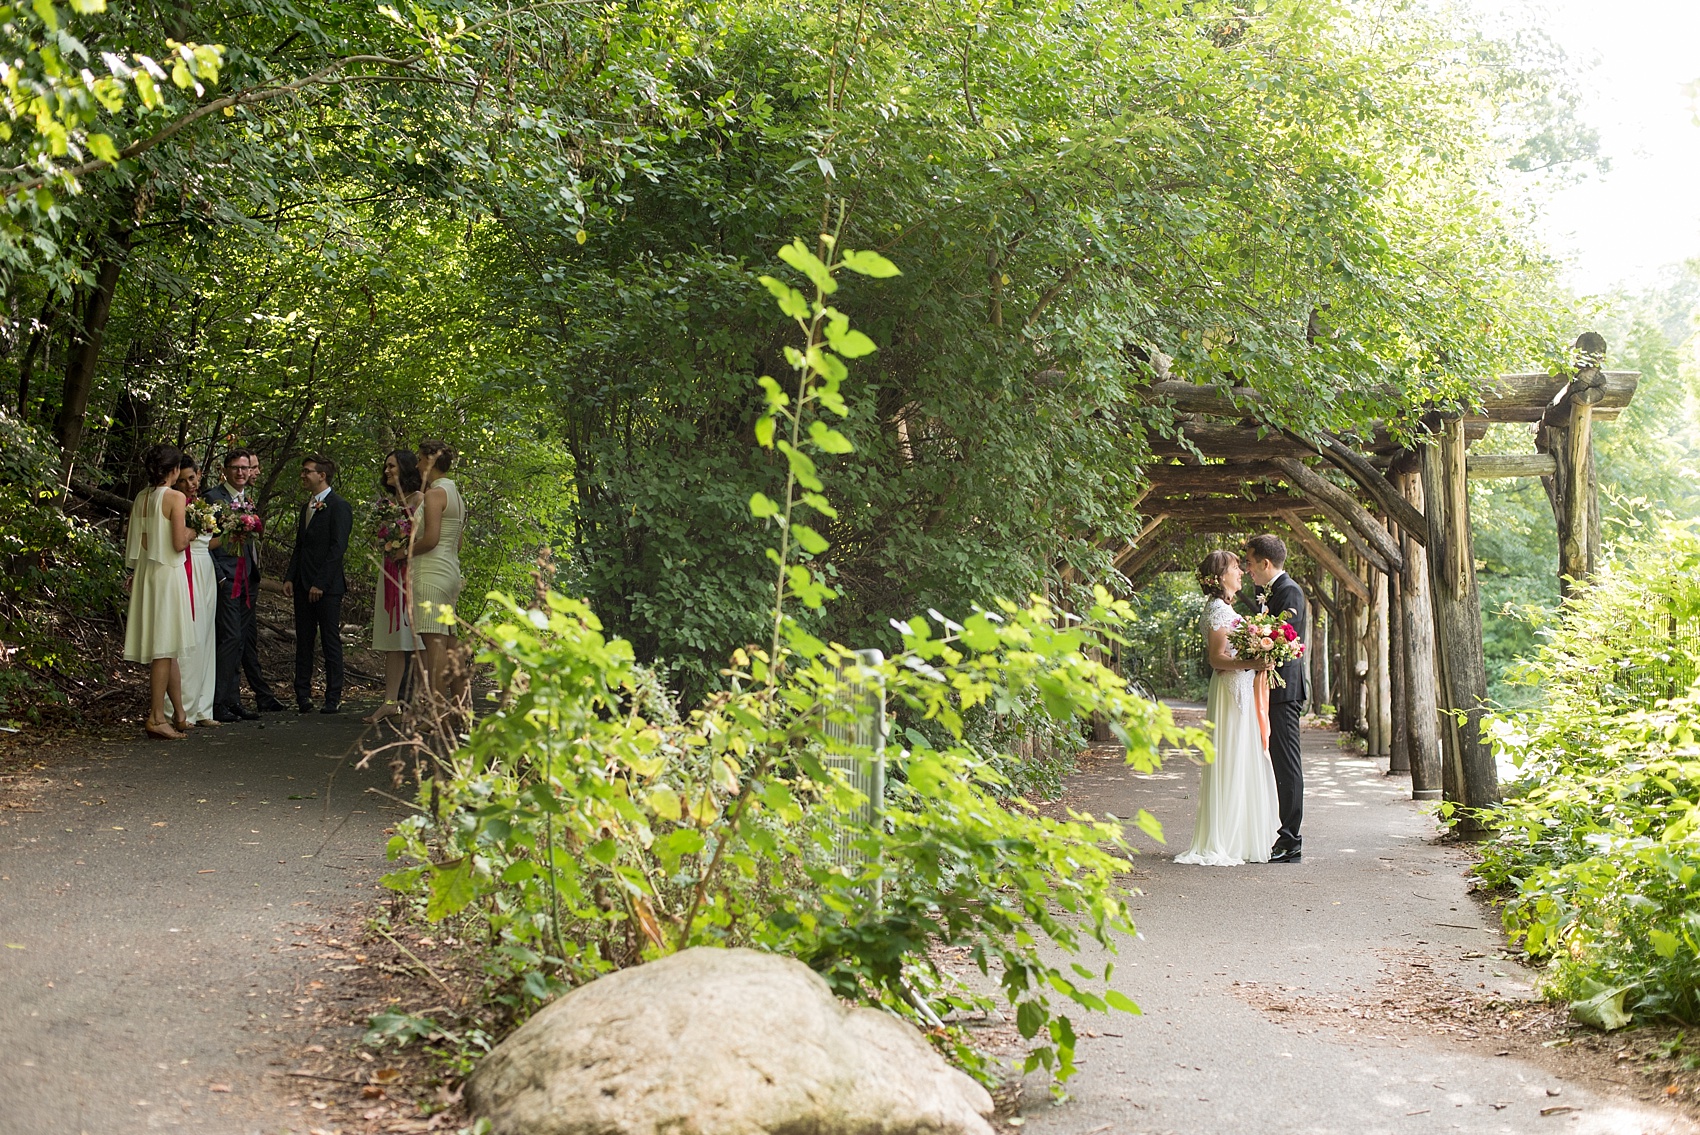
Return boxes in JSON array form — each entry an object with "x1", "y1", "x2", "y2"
[
  {"x1": 381, "y1": 239, "x2": 1196, "y2": 1091},
  {"x1": 1479, "y1": 520, "x2": 1700, "y2": 1025}
]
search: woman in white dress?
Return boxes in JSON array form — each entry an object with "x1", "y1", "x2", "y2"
[
  {"x1": 125, "y1": 444, "x2": 196, "y2": 741},
  {"x1": 1175, "y1": 550, "x2": 1282, "y2": 866},
  {"x1": 367, "y1": 449, "x2": 424, "y2": 724},
  {"x1": 411, "y1": 439, "x2": 466, "y2": 703},
  {"x1": 173, "y1": 458, "x2": 223, "y2": 728}
]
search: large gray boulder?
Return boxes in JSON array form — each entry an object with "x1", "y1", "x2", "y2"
[{"x1": 467, "y1": 946, "x2": 996, "y2": 1135}]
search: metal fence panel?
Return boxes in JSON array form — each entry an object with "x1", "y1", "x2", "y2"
[{"x1": 822, "y1": 649, "x2": 886, "y2": 884}]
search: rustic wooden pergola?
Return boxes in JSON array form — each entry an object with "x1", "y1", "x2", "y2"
[{"x1": 1115, "y1": 333, "x2": 1636, "y2": 818}]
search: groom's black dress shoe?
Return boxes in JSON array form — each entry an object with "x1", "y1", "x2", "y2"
[
  {"x1": 234, "y1": 704, "x2": 260, "y2": 720},
  {"x1": 297, "y1": 700, "x2": 316, "y2": 714},
  {"x1": 1269, "y1": 845, "x2": 1303, "y2": 863},
  {"x1": 320, "y1": 703, "x2": 343, "y2": 715},
  {"x1": 213, "y1": 707, "x2": 243, "y2": 724},
  {"x1": 256, "y1": 695, "x2": 287, "y2": 713}
]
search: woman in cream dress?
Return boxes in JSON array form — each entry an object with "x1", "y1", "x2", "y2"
[
  {"x1": 173, "y1": 458, "x2": 223, "y2": 727},
  {"x1": 125, "y1": 444, "x2": 196, "y2": 741},
  {"x1": 367, "y1": 449, "x2": 424, "y2": 723},
  {"x1": 411, "y1": 439, "x2": 465, "y2": 701},
  {"x1": 1175, "y1": 550, "x2": 1280, "y2": 866}
]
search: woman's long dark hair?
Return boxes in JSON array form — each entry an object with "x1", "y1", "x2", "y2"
[{"x1": 381, "y1": 449, "x2": 423, "y2": 498}]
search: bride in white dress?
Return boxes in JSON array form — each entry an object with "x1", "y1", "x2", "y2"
[{"x1": 1176, "y1": 550, "x2": 1282, "y2": 866}]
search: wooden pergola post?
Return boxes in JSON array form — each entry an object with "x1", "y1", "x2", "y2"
[
  {"x1": 1420, "y1": 415, "x2": 1499, "y2": 824},
  {"x1": 1387, "y1": 565, "x2": 1410, "y2": 775},
  {"x1": 1536, "y1": 332, "x2": 1608, "y2": 599},
  {"x1": 1394, "y1": 462, "x2": 1443, "y2": 799}
]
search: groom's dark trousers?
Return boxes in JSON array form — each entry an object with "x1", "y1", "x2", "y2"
[
  {"x1": 203, "y1": 483, "x2": 279, "y2": 713},
  {"x1": 1259, "y1": 572, "x2": 1309, "y2": 852},
  {"x1": 285, "y1": 490, "x2": 353, "y2": 708}
]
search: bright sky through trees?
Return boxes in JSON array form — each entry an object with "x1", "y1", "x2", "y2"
[{"x1": 1505, "y1": 0, "x2": 1700, "y2": 291}]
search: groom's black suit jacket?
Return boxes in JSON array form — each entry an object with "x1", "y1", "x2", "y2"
[
  {"x1": 202, "y1": 482, "x2": 259, "y2": 589},
  {"x1": 1253, "y1": 573, "x2": 1308, "y2": 705},
  {"x1": 285, "y1": 489, "x2": 353, "y2": 597}
]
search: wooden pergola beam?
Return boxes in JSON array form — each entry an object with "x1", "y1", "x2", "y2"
[
  {"x1": 1147, "y1": 422, "x2": 1319, "y2": 460},
  {"x1": 1472, "y1": 370, "x2": 1638, "y2": 423},
  {"x1": 1277, "y1": 511, "x2": 1369, "y2": 601},
  {"x1": 1318, "y1": 436, "x2": 1427, "y2": 545},
  {"x1": 1465, "y1": 453, "x2": 1556, "y2": 479},
  {"x1": 1271, "y1": 457, "x2": 1403, "y2": 573}
]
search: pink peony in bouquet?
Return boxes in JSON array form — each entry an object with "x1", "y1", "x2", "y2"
[
  {"x1": 1228, "y1": 608, "x2": 1305, "y2": 688},
  {"x1": 218, "y1": 500, "x2": 264, "y2": 539}
]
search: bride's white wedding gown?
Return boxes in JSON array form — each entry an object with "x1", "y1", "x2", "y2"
[{"x1": 1176, "y1": 597, "x2": 1281, "y2": 866}]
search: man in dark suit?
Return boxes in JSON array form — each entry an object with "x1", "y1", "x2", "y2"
[
  {"x1": 283, "y1": 454, "x2": 353, "y2": 714},
  {"x1": 203, "y1": 448, "x2": 286, "y2": 720},
  {"x1": 1245, "y1": 533, "x2": 1308, "y2": 863}
]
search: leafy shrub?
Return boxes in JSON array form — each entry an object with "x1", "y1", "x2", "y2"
[
  {"x1": 1478, "y1": 520, "x2": 1700, "y2": 1024},
  {"x1": 0, "y1": 407, "x2": 124, "y2": 720},
  {"x1": 379, "y1": 240, "x2": 1196, "y2": 1093}
]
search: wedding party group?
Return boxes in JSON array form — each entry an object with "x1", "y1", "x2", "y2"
[
  {"x1": 1175, "y1": 533, "x2": 1310, "y2": 867},
  {"x1": 121, "y1": 440, "x2": 466, "y2": 741}
]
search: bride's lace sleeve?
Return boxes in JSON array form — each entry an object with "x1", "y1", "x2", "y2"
[{"x1": 1205, "y1": 598, "x2": 1239, "y2": 634}]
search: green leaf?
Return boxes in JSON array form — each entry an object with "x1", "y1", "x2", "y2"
[
  {"x1": 66, "y1": 0, "x2": 105, "y2": 12},
  {"x1": 823, "y1": 323, "x2": 877, "y2": 358},
  {"x1": 1569, "y1": 985, "x2": 1633, "y2": 1031},
  {"x1": 31, "y1": 0, "x2": 57, "y2": 32},
  {"x1": 754, "y1": 415, "x2": 776, "y2": 448},
  {"x1": 756, "y1": 375, "x2": 789, "y2": 410},
  {"x1": 749, "y1": 492, "x2": 780, "y2": 519},
  {"x1": 807, "y1": 420, "x2": 854, "y2": 454},
  {"x1": 791, "y1": 523, "x2": 829, "y2": 555},
  {"x1": 85, "y1": 132, "x2": 119, "y2": 163},
  {"x1": 646, "y1": 786, "x2": 682, "y2": 821},
  {"x1": 777, "y1": 239, "x2": 836, "y2": 295},
  {"x1": 798, "y1": 491, "x2": 838, "y2": 519},
  {"x1": 758, "y1": 275, "x2": 811, "y2": 319},
  {"x1": 776, "y1": 441, "x2": 823, "y2": 491},
  {"x1": 1651, "y1": 928, "x2": 1681, "y2": 959},
  {"x1": 839, "y1": 248, "x2": 902, "y2": 277},
  {"x1": 1015, "y1": 999, "x2": 1047, "y2": 1039},
  {"x1": 1104, "y1": 989, "x2": 1142, "y2": 1015},
  {"x1": 424, "y1": 856, "x2": 477, "y2": 921}
]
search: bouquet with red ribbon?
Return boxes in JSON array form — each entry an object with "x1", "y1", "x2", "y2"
[
  {"x1": 374, "y1": 498, "x2": 414, "y2": 562},
  {"x1": 218, "y1": 500, "x2": 264, "y2": 539},
  {"x1": 1228, "y1": 609, "x2": 1305, "y2": 688}
]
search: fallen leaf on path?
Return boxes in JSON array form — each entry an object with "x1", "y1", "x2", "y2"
[
  {"x1": 373, "y1": 1068, "x2": 403, "y2": 1084},
  {"x1": 208, "y1": 1084, "x2": 231, "y2": 1093},
  {"x1": 1540, "y1": 1106, "x2": 1578, "y2": 1116},
  {"x1": 362, "y1": 1085, "x2": 385, "y2": 1098},
  {"x1": 197, "y1": 869, "x2": 216, "y2": 874}
]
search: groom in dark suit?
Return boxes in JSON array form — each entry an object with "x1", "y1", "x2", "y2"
[
  {"x1": 1245, "y1": 533, "x2": 1307, "y2": 863},
  {"x1": 283, "y1": 454, "x2": 353, "y2": 714}
]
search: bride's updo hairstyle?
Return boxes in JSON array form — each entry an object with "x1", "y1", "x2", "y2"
[
  {"x1": 142, "y1": 443, "x2": 186, "y2": 486},
  {"x1": 418, "y1": 439, "x2": 456, "y2": 475},
  {"x1": 1196, "y1": 550, "x2": 1238, "y2": 602}
]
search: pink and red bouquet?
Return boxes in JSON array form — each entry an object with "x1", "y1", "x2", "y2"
[
  {"x1": 1229, "y1": 609, "x2": 1305, "y2": 688},
  {"x1": 219, "y1": 500, "x2": 264, "y2": 539},
  {"x1": 374, "y1": 497, "x2": 414, "y2": 561}
]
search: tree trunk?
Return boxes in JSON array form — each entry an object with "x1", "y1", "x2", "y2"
[{"x1": 56, "y1": 228, "x2": 132, "y2": 474}]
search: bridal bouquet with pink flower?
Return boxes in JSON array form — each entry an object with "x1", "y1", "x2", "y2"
[
  {"x1": 1228, "y1": 609, "x2": 1304, "y2": 688},
  {"x1": 373, "y1": 497, "x2": 414, "y2": 561},
  {"x1": 218, "y1": 500, "x2": 264, "y2": 539}
]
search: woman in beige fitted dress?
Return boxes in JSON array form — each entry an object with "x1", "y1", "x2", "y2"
[{"x1": 411, "y1": 439, "x2": 465, "y2": 701}]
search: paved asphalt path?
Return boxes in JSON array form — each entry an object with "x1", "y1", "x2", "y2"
[
  {"x1": 1014, "y1": 711, "x2": 1696, "y2": 1135},
  {"x1": 0, "y1": 710, "x2": 403, "y2": 1135}
]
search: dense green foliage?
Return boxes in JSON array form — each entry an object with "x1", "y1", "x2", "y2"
[
  {"x1": 0, "y1": 407, "x2": 122, "y2": 719},
  {"x1": 1478, "y1": 523, "x2": 1700, "y2": 1026},
  {"x1": 3, "y1": 0, "x2": 1588, "y2": 701},
  {"x1": 382, "y1": 258, "x2": 1192, "y2": 1090}
]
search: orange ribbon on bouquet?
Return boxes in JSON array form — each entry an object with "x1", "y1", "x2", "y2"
[{"x1": 1254, "y1": 670, "x2": 1270, "y2": 751}]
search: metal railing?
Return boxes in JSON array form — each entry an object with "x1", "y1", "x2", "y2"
[{"x1": 822, "y1": 649, "x2": 886, "y2": 894}]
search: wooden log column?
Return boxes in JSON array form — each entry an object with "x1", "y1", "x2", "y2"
[
  {"x1": 1387, "y1": 566, "x2": 1410, "y2": 775},
  {"x1": 1536, "y1": 332, "x2": 1608, "y2": 600},
  {"x1": 1373, "y1": 563, "x2": 1393, "y2": 759},
  {"x1": 1420, "y1": 416, "x2": 1499, "y2": 824},
  {"x1": 1394, "y1": 463, "x2": 1443, "y2": 799}
]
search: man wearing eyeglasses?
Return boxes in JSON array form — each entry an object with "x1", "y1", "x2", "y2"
[{"x1": 204, "y1": 449, "x2": 287, "y2": 720}]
